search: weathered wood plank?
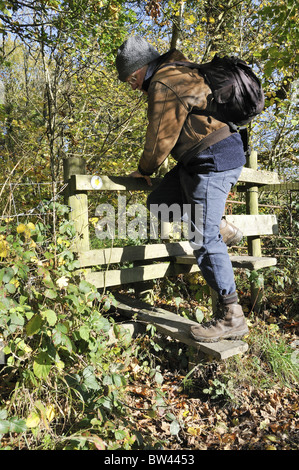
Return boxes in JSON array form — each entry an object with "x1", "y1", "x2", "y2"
[
  {"x1": 239, "y1": 167, "x2": 280, "y2": 185},
  {"x1": 245, "y1": 151, "x2": 263, "y2": 312},
  {"x1": 113, "y1": 294, "x2": 249, "y2": 360},
  {"x1": 259, "y1": 182, "x2": 299, "y2": 192},
  {"x1": 73, "y1": 168, "x2": 280, "y2": 192},
  {"x1": 79, "y1": 214, "x2": 277, "y2": 267},
  {"x1": 78, "y1": 241, "x2": 193, "y2": 267},
  {"x1": 72, "y1": 174, "x2": 162, "y2": 192},
  {"x1": 64, "y1": 158, "x2": 90, "y2": 253},
  {"x1": 85, "y1": 261, "x2": 199, "y2": 288},
  {"x1": 176, "y1": 254, "x2": 277, "y2": 270},
  {"x1": 225, "y1": 214, "x2": 278, "y2": 236},
  {"x1": 84, "y1": 253, "x2": 276, "y2": 289},
  {"x1": 231, "y1": 256, "x2": 277, "y2": 270}
]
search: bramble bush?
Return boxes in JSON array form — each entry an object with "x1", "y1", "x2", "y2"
[{"x1": 0, "y1": 201, "x2": 144, "y2": 450}]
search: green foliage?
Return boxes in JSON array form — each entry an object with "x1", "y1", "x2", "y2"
[
  {"x1": 0, "y1": 201, "x2": 139, "y2": 449},
  {"x1": 0, "y1": 409, "x2": 26, "y2": 439},
  {"x1": 203, "y1": 378, "x2": 234, "y2": 401},
  {"x1": 0, "y1": 0, "x2": 297, "y2": 184},
  {"x1": 0, "y1": 200, "x2": 188, "y2": 450}
]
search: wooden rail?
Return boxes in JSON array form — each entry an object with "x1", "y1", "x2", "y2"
[{"x1": 70, "y1": 166, "x2": 280, "y2": 193}]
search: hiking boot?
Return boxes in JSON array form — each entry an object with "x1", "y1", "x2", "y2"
[
  {"x1": 190, "y1": 303, "x2": 249, "y2": 343},
  {"x1": 220, "y1": 219, "x2": 243, "y2": 246}
]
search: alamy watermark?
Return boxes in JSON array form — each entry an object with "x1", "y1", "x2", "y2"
[{"x1": 94, "y1": 195, "x2": 203, "y2": 248}]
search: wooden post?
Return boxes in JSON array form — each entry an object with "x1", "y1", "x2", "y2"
[
  {"x1": 157, "y1": 158, "x2": 172, "y2": 239},
  {"x1": 63, "y1": 157, "x2": 90, "y2": 253},
  {"x1": 246, "y1": 150, "x2": 263, "y2": 312}
]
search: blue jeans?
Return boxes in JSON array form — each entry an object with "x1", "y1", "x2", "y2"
[{"x1": 147, "y1": 163, "x2": 243, "y2": 298}]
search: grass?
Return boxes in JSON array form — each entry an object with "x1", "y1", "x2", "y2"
[{"x1": 208, "y1": 319, "x2": 299, "y2": 405}]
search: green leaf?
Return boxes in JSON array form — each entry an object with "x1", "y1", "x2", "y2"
[
  {"x1": 103, "y1": 375, "x2": 113, "y2": 385},
  {"x1": 9, "y1": 312, "x2": 25, "y2": 332},
  {"x1": 26, "y1": 314, "x2": 43, "y2": 336},
  {"x1": 0, "y1": 419, "x2": 10, "y2": 435},
  {"x1": 44, "y1": 288, "x2": 57, "y2": 299},
  {"x1": 79, "y1": 325, "x2": 90, "y2": 341},
  {"x1": 82, "y1": 366, "x2": 100, "y2": 390},
  {"x1": 114, "y1": 429, "x2": 126, "y2": 440},
  {"x1": 195, "y1": 308, "x2": 204, "y2": 323},
  {"x1": 112, "y1": 373, "x2": 123, "y2": 387},
  {"x1": 7, "y1": 417, "x2": 27, "y2": 434},
  {"x1": 33, "y1": 352, "x2": 52, "y2": 379},
  {"x1": 52, "y1": 329, "x2": 63, "y2": 346},
  {"x1": 0, "y1": 409, "x2": 7, "y2": 420},
  {"x1": 5, "y1": 283, "x2": 16, "y2": 294},
  {"x1": 0, "y1": 267, "x2": 14, "y2": 284},
  {"x1": 52, "y1": 323, "x2": 72, "y2": 352},
  {"x1": 79, "y1": 280, "x2": 92, "y2": 294},
  {"x1": 62, "y1": 335, "x2": 73, "y2": 353},
  {"x1": 41, "y1": 309, "x2": 57, "y2": 326}
]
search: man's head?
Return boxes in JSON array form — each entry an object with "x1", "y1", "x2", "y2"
[{"x1": 115, "y1": 36, "x2": 160, "y2": 83}]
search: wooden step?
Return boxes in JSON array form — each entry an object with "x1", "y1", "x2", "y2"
[
  {"x1": 84, "y1": 254, "x2": 277, "y2": 289},
  {"x1": 224, "y1": 214, "x2": 278, "y2": 236},
  {"x1": 176, "y1": 254, "x2": 277, "y2": 270},
  {"x1": 78, "y1": 212, "x2": 278, "y2": 267},
  {"x1": 113, "y1": 294, "x2": 248, "y2": 360},
  {"x1": 85, "y1": 260, "x2": 200, "y2": 289},
  {"x1": 78, "y1": 240, "x2": 193, "y2": 267}
]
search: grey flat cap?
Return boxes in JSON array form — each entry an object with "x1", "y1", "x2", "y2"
[{"x1": 116, "y1": 36, "x2": 160, "y2": 82}]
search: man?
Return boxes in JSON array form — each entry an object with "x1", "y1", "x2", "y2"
[{"x1": 115, "y1": 36, "x2": 249, "y2": 343}]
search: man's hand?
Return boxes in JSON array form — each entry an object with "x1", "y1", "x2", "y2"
[{"x1": 129, "y1": 170, "x2": 152, "y2": 186}]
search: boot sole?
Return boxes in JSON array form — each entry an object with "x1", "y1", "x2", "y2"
[{"x1": 190, "y1": 328, "x2": 249, "y2": 343}]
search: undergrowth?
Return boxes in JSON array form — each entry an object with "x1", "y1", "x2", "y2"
[{"x1": 0, "y1": 200, "x2": 298, "y2": 450}]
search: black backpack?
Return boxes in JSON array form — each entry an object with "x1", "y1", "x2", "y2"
[{"x1": 162, "y1": 54, "x2": 265, "y2": 127}]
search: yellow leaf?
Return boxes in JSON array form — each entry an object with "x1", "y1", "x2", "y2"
[
  {"x1": 0, "y1": 240, "x2": 9, "y2": 258},
  {"x1": 46, "y1": 405, "x2": 55, "y2": 423},
  {"x1": 185, "y1": 14, "x2": 196, "y2": 25},
  {"x1": 26, "y1": 412, "x2": 40, "y2": 428},
  {"x1": 17, "y1": 223, "x2": 26, "y2": 234},
  {"x1": 55, "y1": 360, "x2": 65, "y2": 371},
  {"x1": 27, "y1": 222, "x2": 36, "y2": 231},
  {"x1": 10, "y1": 278, "x2": 20, "y2": 288},
  {"x1": 24, "y1": 228, "x2": 31, "y2": 238},
  {"x1": 188, "y1": 426, "x2": 201, "y2": 436}
]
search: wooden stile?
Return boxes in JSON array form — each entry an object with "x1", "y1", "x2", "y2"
[{"x1": 63, "y1": 153, "x2": 286, "y2": 360}]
